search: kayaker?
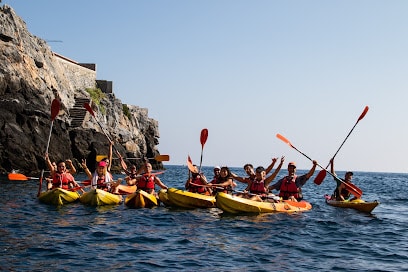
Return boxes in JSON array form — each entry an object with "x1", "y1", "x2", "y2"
[
  {"x1": 208, "y1": 166, "x2": 237, "y2": 195},
  {"x1": 231, "y1": 158, "x2": 278, "y2": 184},
  {"x1": 329, "y1": 158, "x2": 358, "y2": 201},
  {"x1": 185, "y1": 165, "x2": 212, "y2": 195},
  {"x1": 268, "y1": 160, "x2": 317, "y2": 202},
  {"x1": 124, "y1": 164, "x2": 139, "y2": 186},
  {"x1": 243, "y1": 156, "x2": 285, "y2": 201},
  {"x1": 132, "y1": 162, "x2": 168, "y2": 197},
  {"x1": 45, "y1": 153, "x2": 77, "y2": 190},
  {"x1": 82, "y1": 160, "x2": 114, "y2": 192},
  {"x1": 50, "y1": 160, "x2": 83, "y2": 192},
  {"x1": 210, "y1": 166, "x2": 221, "y2": 184}
]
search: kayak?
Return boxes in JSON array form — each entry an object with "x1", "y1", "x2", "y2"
[
  {"x1": 324, "y1": 195, "x2": 379, "y2": 213},
  {"x1": 215, "y1": 192, "x2": 312, "y2": 214},
  {"x1": 125, "y1": 189, "x2": 158, "y2": 208},
  {"x1": 116, "y1": 184, "x2": 137, "y2": 195},
  {"x1": 38, "y1": 188, "x2": 80, "y2": 206},
  {"x1": 158, "y1": 189, "x2": 173, "y2": 206},
  {"x1": 165, "y1": 187, "x2": 216, "y2": 208},
  {"x1": 80, "y1": 188, "x2": 122, "y2": 206}
]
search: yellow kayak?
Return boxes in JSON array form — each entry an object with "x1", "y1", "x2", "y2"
[
  {"x1": 216, "y1": 192, "x2": 312, "y2": 214},
  {"x1": 80, "y1": 188, "x2": 122, "y2": 206},
  {"x1": 325, "y1": 195, "x2": 379, "y2": 213},
  {"x1": 166, "y1": 187, "x2": 216, "y2": 208},
  {"x1": 158, "y1": 189, "x2": 172, "y2": 206},
  {"x1": 125, "y1": 189, "x2": 158, "y2": 208},
  {"x1": 38, "y1": 188, "x2": 80, "y2": 206}
]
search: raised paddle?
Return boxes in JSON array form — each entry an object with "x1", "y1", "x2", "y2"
[
  {"x1": 314, "y1": 106, "x2": 369, "y2": 185},
  {"x1": 112, "y1": 154, "x2": 170, "y2": 162},
  {"x1": 198, "y1": 128, "x2": 208, "y2": 173},
  {"x1": 8, "y1": 173, "x2": 39, "y2": 181},
  {"x1": 37, "y1": 99, "x2": 60, "y2": 197},
  {"x1": 84, "y1": 102, "x2": 128, "y2": 171},
  {"x1": 187, "y1": 155, "x2": 198, "y2": 174},
  {"x1": 276, "y1": 133, "x2": 362, "y2": 198}
]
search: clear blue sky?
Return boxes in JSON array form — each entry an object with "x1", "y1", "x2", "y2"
[{"x1": 4, "y1": 0, "x2": 408, "y2": 173}]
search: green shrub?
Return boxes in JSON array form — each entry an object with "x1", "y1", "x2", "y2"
[
  {"x1": 123, "y1": 104, "x2": 132, "y2": 120},
  {"x1": 86, "y1": 88, "x2": 106, "y2": 115}
]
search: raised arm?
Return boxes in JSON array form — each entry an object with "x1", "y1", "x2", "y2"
[
  {"x1": 305, "y1": 160, "x2": 318, "y2": 179},
  {"x1": 264, "y1": 156, "x2": 285, "y2": 187},
  {"x1": 81, "y1": 159, "x2": 93, "y2": 180},
  {"x1": 265, "y1": 157, "x2": 278, "y2": 175}
]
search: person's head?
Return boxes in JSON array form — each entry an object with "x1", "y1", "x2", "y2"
[
  {"x1": 130, "y1": 164, "x2": 137, "y2": 173},
  {"x1": 52, "y1": 161, "x2": 57, "y2": 169},
  {"x1": 345, "y1": 171, "x2": 353, "y2": 182},
  {"x1": 213, "y1": 166, "x2": 221, "y2": 176},
  {"x1": 255, "y1": 166, "x2": 266, "y2": 180},
  {"x1": 101, "y1": 157, "x2": 109, "y2": 166},
  {"x1": 219, "y1": 166, "x2": 231, "y2": 178},
  {"x1": 97, "y1": 160, "x2": 107, "y2": 175},
  {"x1": 287, "y1": 162, "x2": 296, "y2": 175},
  {"x1": 144, "y1": 163, "x2": 153, "y2": 173},
  {"x1": 56, "y1": 160, "x2": 66, "y2": 173},
  {"x1": 243, "y1": 164, "x2": 254, "y2": 176}
]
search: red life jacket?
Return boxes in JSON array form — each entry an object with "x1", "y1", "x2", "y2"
[
  {"x1": 52, "y1": 172, "x2": 74, "y2": 190},
  {"x1": 279, "y1": 175, "x2": 300, "y2": 200},
  {"x1": 188, "y1": 176, "x2": 206, "y2": 194},
  {"x1": 249, "y1": 179, "x2": 267, "y2": 194},
  {"x1": 138, "y1": 175, "x2": 155, "y2": 193},
  {"x1": 97, "y1": 175, "x2": 108, "y2": 190}
]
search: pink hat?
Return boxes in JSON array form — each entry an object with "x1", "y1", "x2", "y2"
[{"x1": 98, "y1": 161, "x2": 107, "y2": 167}]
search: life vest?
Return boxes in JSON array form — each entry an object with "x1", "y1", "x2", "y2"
[
  {"x1": 212, "y1": 177, "x2": 233, "y2": 194},
  {"x1": 279, "y1": 175, "x2": 300, "y2": 200},
  {"x1": 52, "y1": 172, "x2": 74, "y2": 190},
  {"x1": 92, "y1": 172, "x2": 113, "y2": 191},
  {"x1": 138, "y1": 175, "x2": 155, "y2": 193},
  {"x1": 334, "y1": 182, "x2": 351, "y2": 200},
  {"x1": 249, "y1": 179, "x2": 267, "y2": 195},
  {"x1": 188, "y1": 176, "x2": 206, "y2": 194}
]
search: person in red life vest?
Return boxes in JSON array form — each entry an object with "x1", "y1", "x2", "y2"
[
  {"x1": 82, "y1": 160, "x2": 114, "y2": 192},
  {"x1": 242, "y1": 156, "x2": 285, "y2": 201},
  {"x1": 231, "y1": 158, "x2": 279, "y2": 185},
  {"x1": 185, "y1": 164, "x2": 212, "y2": 195},
  {"x1": 329, "y1": 158, "x2": 358, "y2": 201},
  {"x1": 45, "y1": 153, "x2": 77, "y2": 190},
  {"x1": 210, "y1": 166, "x2": 221, "y2": 184},
  {"x1": 268, "y1": 160, "x2": 317, "y2": 202},
  {"x1": 208, "y1": 166, "x2": 237, "y2": 195},
  {"x1": 50, "y1": 160, "x2": 83, "y2": 192},
  {"x1": 129, "y1": 162, "x2": 168, "y2": 197}
]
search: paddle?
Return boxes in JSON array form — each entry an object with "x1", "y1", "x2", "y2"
[
  {"x1": 187, "y1": 155, "x2": 198, "y2": 174},
  {"x1": 112, "y1": 154, "x2": 170, "y2": 162},
  {"x1": 276, "y1": 133, "x2": 362, "y2": 198},
  {"x1": 314, "y1": 106, "x2": 369, "y2": 185},
  {"x1": 84, "y1": 102, "x2": 128, "y2": 171},
  {"x1": 8, "y1": 173, "x2": 39, "y2": 181},
  {"x1": 198, "y1": 128, "x2": 208, "y2": 173},
  {"x1": 37, "y1": 99, "x2": 60, "y2": 197}
]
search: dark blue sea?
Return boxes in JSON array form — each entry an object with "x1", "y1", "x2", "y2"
[{"x1": 1, "y1": 165, "x2": 407, "y2": 271}]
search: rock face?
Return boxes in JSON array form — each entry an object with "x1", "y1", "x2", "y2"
[{"x1": 0, "y1": 5, "x2": 163, "y2": 175}]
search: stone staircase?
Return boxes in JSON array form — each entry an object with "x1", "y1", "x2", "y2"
[{"x1": 70, "y1": 97, "x2": 91, "y2": 127}]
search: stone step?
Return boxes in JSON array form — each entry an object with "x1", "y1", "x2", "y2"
[{"x1": 69, "y1": 96, "x2": 91, "y2": 128}]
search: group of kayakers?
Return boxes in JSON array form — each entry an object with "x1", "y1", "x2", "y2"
[
  {"x1": 184, "y1": 156, "x2": 358, "y2": 203},
  {"x1": 44, "y1": 146, "x2": 358, "y2": 204}
]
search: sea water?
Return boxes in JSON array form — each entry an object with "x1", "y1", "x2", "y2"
[{"x1": 1, "y1": 165, "x2": 407, "y2": 271}]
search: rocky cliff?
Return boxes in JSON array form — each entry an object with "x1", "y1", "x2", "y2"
[{"x1": 0, "y1": 5, "x2": 163, "y2": 175}]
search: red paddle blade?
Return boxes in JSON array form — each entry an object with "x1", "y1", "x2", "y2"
[
  {"x1": 187, "y1": 156, "x2": 197, "y2": 173},
  {"x1": 344, "y1": 182, "x2": 363, "y2": 198},
  {"x1": 187, "y1": 155, "x2": 193, "y2": 164},
  {"x1": 84, "y1": 102, "x2": 95, "y2": 117},
  {"x1": 51, "y1": 99, "x2": 60, "y2": 120},
  {"x1": 8, "y1": 173, "x2": 29, "y2": 181},
  {"x1": 276, "y1": 133, "x2": 292, "y2": 147},
  {"x1": 314, "y1": 170, "x2": 327, "y2": 185},
  {"x1": 200, "y1": 128, "x2": 208, "y2": 147},
  {"x1": 358, "y1": 106, "x2": 369, "y2": 121}
]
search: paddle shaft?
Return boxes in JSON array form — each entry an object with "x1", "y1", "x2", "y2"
[
  {"x1": 325, "y1": 106, "x2": 369, "y2": 169},
  {"x1": 84, "y1": 103, "x2": 127, "y2": 170}
]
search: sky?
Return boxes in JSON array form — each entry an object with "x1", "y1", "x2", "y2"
[{"x1": 3, "y1": 0, "x2": 408, "y2": 173}]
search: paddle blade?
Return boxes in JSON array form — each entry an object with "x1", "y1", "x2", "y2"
[
  {"x1": 51, "y1": 99, "x2": 60, "y2": 120},
  {"x1": 358, "y1": 106, "x2": 369, "y2": 121},
  {"x1": 155, "y1": 154, "x2": 170, "y2": 162},
  {"x1": 344, "y1": 182, "x2": 363, "y2": 198},
  {"x1": 200, "y1": 128, "x2": 208, "y2": 147},
  {"x1": 314, "y1": 170, "x2": 327, "y2": 185},
  {"x1": 96, "y1": 155, "x2": 108, "y2": 162},
  {"x1": 187, "y1": 156, "x2": 198, "y2": 173},
  {"x1": 8, "y1": 173, "x2": 29, "y2": 181},
  {"x1": 84, "y1": 102, "x2": 95, "y2": 117},
  {"x1": 187, "y1": 155, "x2": 193, "y2": 164},
  {"x1": 276, "y1": 133, "x2": 292, "y2": 147}
]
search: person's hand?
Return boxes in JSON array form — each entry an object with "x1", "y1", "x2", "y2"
[
  {"x1": 312, "y1": 160, "x2": 317, "y2": 165},
  {"x1": 272, "y1": 157, "x2": 277, "y2": 163}
]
